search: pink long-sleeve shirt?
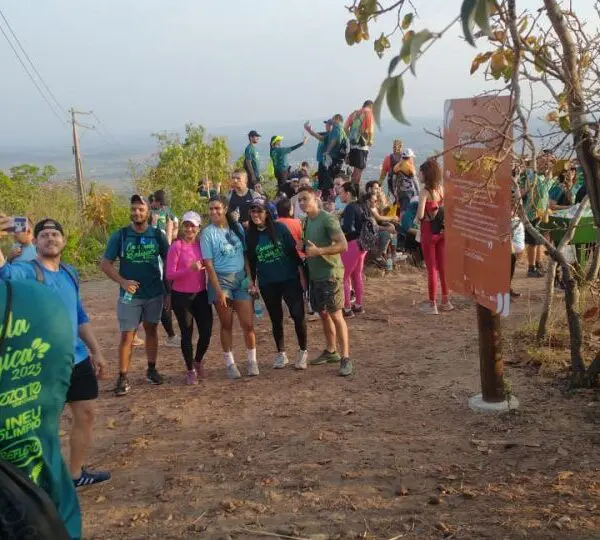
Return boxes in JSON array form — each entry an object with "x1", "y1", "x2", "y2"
[{"x1": 166, "y1": 239, "x2": 206, "y2": 293}]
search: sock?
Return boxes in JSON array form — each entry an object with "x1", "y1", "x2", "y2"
[
  {"x1": 224, "y1": 351, "x2": 234, "y2": 367},
  {"x1": 247, "y1": 348, "x2": 257, "y2": 364},
  {"x1": 147, "y1": 362, "x2": 156, "y2": 371}
]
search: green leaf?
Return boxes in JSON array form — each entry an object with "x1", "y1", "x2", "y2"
[
  {"x1": 386, "y1": 75, "x2": 410, "y2": 125},
  {"x1": 402, "y1": 13, "x2": 414, "y2": 30},
  {"x1": 400, "y1": 31, "x2": 414, "y2": 64},
  {"x1": 373, "y1": 78, "x2": 390, "y2": 129},
  {"x1": 474, "y1": 0, "x2": 491, "y2": 37},
  {"x1": 388, "y1": 55, "x2": 401, "y2": 76},
  {"x1": 409, "y1": 30, "x2": 434, "y2": 76},
  {"x1": 559, "y1": 115, "x2": 571, "y2": 133},
  {"x1": 461, "y1": 0, "x2": 478, "y2": 47}
]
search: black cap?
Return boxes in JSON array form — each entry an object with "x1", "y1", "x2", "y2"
[
  {"x1": 130, "y1": 194, "x2": 149, "y2": 206},
  {"x1": 248, "y1": 130, "x2": 261, "y2": 138},
  {"x1": 34, "y1": 218, "x2": 64, "y2": 238}
]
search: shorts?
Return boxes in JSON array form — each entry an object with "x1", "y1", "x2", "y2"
[
  {"x1": 117, "y1": 295, "x2": 163, "y2": 332},
  {"x1": 66, "y1": 358, "x2": 99, "y2": 402},
  {"x1": 524, "y1": 218, "x2": 543, "y2": 246},
  {"x1": 309, "y1": 278, "x2": 344, "y2": 314},
  {"x1": 512, "y1": 220, "x2": 525, "y2": 253},
  {"x1": 208, "y1": 270, "x2": 252, "y2": 304},
  {"x1": 348, "y1": 148, "x2": 368, "y2": 170}
]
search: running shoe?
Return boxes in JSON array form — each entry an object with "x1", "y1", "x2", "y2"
[
  {"x1": 272, "y1": 352, "x2": 289, "y2": 369},
  {"x1": 439, "y1": 301, "x2": 455, "y2": 313},
  {"x1": 73, "y1": 468, "x2": 112, "y2": 489},
  {"x1": 343, "y1": 309, "x2": 355, "y2": 319},
  {"x1": 527, "y1": 268, "x2": 544, "y2": 278},
  {"x1": 227, "y1": 363, "x2": 242, "y2": 380},
  {"x1": 146, "y1": 367, "x2": 164, "y2": 385},
  {"x1": 114, "y1": 374, "x2": 130, "y2": 396},
  {"x1": 165, "y1": 335, "x2": 181, "y2": 348},
  {"x1": 133, "y1": 335, "x2": 144, "y2": 347},
  {"x1": 394, "y1": 252, "x2": 408, "y2": 262},
  {"x1": 352, "y1": 305, "x2": 365, "y2": 315},
  {"x1": 295, "y1": 350, "x2": 308, "y2": 370},
  {"x1": 419, "y1": 302, "x2": 439, "y2": 315},
  {"x1": 310, "y1": 350, "x2": 341, "y2": 365},
  {"x1": 194, "y1": 361, "x2": 207, "y2": 379},
  {"x1": 339, "y1": 357, "x2": 354, "y2": 377},
  {"x1": 510, "y1": 289, "x2": 522, "y2": 298},
  {"x1": 185, "y1": 369, "x2": 198, "y2": 385},
  {"x1": 247, "y1": 359, "x2": 260, "y2": 377}
]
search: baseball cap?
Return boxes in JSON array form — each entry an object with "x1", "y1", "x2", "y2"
[
  {"x1": 181, "y1": 211, "x2": 202, "y2": 226},
  {"x1": 248, "y1": 130, "x2": 261, "y2": 138},
  {"x1": 130, "y1": 194, "x2": 149, "y2": 206},
  {"x1": 271, "y1": 135, "x2": 283, "y2": 145},
  {"x1": 34, "y1": 218, "x2": 64, "y2": 238}
]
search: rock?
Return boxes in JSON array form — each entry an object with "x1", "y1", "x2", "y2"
[
  {"x1": 95, "y1": 495, "x2": 106, "y2": 503},
  {"x1": 394, "y1": 485, "x2": 409, "y2": 496}
]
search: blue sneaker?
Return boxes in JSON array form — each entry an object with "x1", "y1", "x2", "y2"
[{"x1": 73, "y1": 468, "x2": 112, "y2": 489}]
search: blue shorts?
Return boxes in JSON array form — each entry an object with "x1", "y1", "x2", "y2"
[{"x1": 208, "y1": 271, "x2": 252, "y2": 304}]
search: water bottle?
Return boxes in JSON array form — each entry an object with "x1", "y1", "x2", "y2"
[
  {"x1": 122, "y1": 291, "x2": 134, "y2": 304},
  {"x1": 254, "y1": 298, "x2": 264, "y2": 318}
]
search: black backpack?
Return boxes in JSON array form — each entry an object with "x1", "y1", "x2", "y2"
[
  {"x1": 427, "y1": 206, "x2": 445, "y2": 235},
  {"x1": 357, "y1": 206, "x2": 379, "y2": 252}
]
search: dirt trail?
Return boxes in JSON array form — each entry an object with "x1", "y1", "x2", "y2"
[{"x1": 70, "y1": 267, "x2": 600, "y2": 539}]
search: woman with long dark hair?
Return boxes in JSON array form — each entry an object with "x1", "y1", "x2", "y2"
[
  {"x1": 247, "y1": 200, "x2": 308, "y2": 370},
  {"x1": 339, "y1": 182, "x2": 369, "y2": 317},
  {"x1": 200, "y1": 196, "x2": 258, "y2": 379},
  {"x1": 416, "y1": 159, "x2": 453, "y2": 314}
]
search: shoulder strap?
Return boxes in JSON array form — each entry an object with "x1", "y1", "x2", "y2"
[
  {"x1": 120, "y1": 227, "x2": 128, "y2": 259},
  {"x1": 0, "y1": 281, "x2": 13, "y2": 352},
  {"x1": 30, "y1": 260, "x2": 45, "y2": 283},
  {"x1": 59, "y1": 263, "x2": 79, "y2": 290}
]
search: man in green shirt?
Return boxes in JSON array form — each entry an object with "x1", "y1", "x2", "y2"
[
  {"x1": 297, "y1": 186, "x2": 353, "y2": 376},
  {"x1": 244, "y1": 130, "x2": 261, "y2": 190},
  {"x1": 0, "y1": 279, "x2": 81, "y2": 538}
]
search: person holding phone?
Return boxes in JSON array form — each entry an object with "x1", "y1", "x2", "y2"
[
  {"x1": 200, "y1": 196, "x2": 258, "y2": 379},
  {"x1": 6, "y1": 217, "x2": 36, "y2": 262},
  {"x1": 166, "y1": 211, "x2": 213, "y2": 385}
]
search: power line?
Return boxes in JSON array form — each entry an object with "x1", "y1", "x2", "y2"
[
  {"x1": 0, "y1": 18, "x2": 66, "y2": 126},
  {"x1": 0, "y1": 8, "x2": 66, "y2": 115},
  {"x1": 90, "y1": 111, "x2": 122, "y2": 147}
]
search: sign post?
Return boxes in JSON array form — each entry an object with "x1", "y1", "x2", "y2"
[{"x1": 443, "y1": 96, "x2": 519, "y2": 412}]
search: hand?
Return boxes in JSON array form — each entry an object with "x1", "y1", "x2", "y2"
[
  {"x1": 248, "y1": 282, "x2": 259, "y2": 297},
  {"x1": 392, "y1": 216, "x2": 400, "y2": 224},
  {"x1": 303, "y1": 136, "x2": 309, "y2": 145},
  {"x1": 121, "y1": 279, "x2": 139, "y2": 294},
  {"x1": 190, "y1": 260, "x2": 205, "y2": 272},
  {"x1": 91, "y1": 353, "x2": 107, "y2": 380},
  {"x1": 304, "y1": 121, "x2": 311, "y2": 131},
  {"x1": 0, "y1": 214, "x2": 12, "y2": 237},
  {"x1": 217, "y1": 290, "x2": 229, "y2": 308},
  {"x1": 304, "y1": 240, "x2": 322, "y2": 258},
  {"x1": 163, "y1": 294, "x2": 171, "y2": 311},
  {"x1": 7, "y1": 247, "x2": 22, "y2": 261}
]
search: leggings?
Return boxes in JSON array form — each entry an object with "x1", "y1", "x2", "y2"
[
  {"x1": 260, "y1": 278, "x2": 307, "y2": 352},
  {"x1": 341, "y1": 239, "x2": 367, "y2": 309},
  {"x1": 161, "y1": 309, "x2": 175, "y2": 338},
  {"x1": 171, "y1": 290, "x2": 213, "y2": 370},
  {"x1": 421, "y1": 223, "x2": 448, "y2": 303}
]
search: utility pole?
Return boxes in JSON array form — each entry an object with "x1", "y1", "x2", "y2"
[{"x1": 69, "y1": 108, "x2": 91, "y2": 209}]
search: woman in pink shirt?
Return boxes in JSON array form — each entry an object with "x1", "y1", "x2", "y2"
[{"x1": 166, "y1": 211, "x2": 213, "y2": 384}]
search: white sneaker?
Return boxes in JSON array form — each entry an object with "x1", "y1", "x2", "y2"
[
  {"x1": 133, "y1": 336, "x2": 144, "y2": 347},
  {"x1": 419, "y1": 301, "x2": 439, "y2": 315},
  {"x1": 247, "y1": 359, "x2": 260, "y2": 377},
  {"x1": 295, "y1": 350, "x2": 308, "y2": 370},
  {"x1": 272, "y1": 352, "x2": 289, "y2": 369},
  {"x1": 165, "y1": 335, "x2": 180, "y2": 348},
  {"x1": 227, "y1": 363, "x2": 242, "y2": 380},
  {"x1": 394, "y1": 252, "x2": 408, "y2": 262}
]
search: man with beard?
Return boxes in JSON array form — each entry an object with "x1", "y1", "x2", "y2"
[
  {"x1": 100, "y1": 195, "x2": 170, "y2": 396},
  {"x1": 0, "y1": 216, "x2": 111, "y2": 489}
]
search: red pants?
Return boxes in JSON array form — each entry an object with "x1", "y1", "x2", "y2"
[{"x1": 421, "y1": 223, "x2": 448, "y2": 303}]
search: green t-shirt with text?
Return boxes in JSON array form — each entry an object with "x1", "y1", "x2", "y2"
[
  {"x1": 304, "y1": 210, "x2": 344, "y2": 282},
  {"x1": 104, "y1": 225, "x2": 170, "y2": 299},
  {"x1": 0, "y1": 280, "x2": 81, "y2": 539}
]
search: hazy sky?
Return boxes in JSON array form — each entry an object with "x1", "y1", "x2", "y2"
[{"x1": 0, "y1": 0, "x2": 593, "y2": 146}]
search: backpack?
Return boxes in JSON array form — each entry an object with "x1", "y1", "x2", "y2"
[
  {"x1": 30, "y1": 260, "x2": 79, "y2": 290},
  {"x1": 428, "y1": 206, "x2": 445, "y2": 235},
  {"x1": 119, "y1": 226, "x2": 164, "y2": 259},
  {"x1": 357, "y1": 207, "x2": 379, "y2": 252},
  {"x1": 348, "y1": 112, "x2": 367, "y2": 147}
]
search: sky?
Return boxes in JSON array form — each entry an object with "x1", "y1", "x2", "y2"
[{"x1": 0, "y1": 0, "x2": 595, "y2": 149}]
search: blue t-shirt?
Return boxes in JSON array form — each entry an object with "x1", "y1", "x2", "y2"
[
  {"x1": 12, "y1": 243, "x2": 37, "y2": 262},
  {"x1": 200, "y1": 224, "x2": 246, "y2": 275},
  {"x1": 0, "y1": 262, "x2": 90, "y2": 365}
]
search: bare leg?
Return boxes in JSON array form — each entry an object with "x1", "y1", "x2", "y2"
[
  {"x1": 214, "y1": 303, "x2": 234, "y2": 352},
  {"x1": 118, "y1": 331, "x2": 135, "y2": 373},
  {"x1": 233, "y1": 299, "x2": 256, "y2": 349},
  {"x1": 319, "y1": 311, "x2": 337, "y2": 352},
  {"x1": 329, "y1": 309, "x2": 350, "y2": 358},
  {"x1": 143, "y1": 322, "x2": 159, "y2": 366},
  {"x1": 68, "y1": 400, "x2": 95, "y2": 477}
]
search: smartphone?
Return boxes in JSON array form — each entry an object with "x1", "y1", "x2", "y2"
[{"x1": 6, "y1": 216, "x2": 27, "y2": 233}]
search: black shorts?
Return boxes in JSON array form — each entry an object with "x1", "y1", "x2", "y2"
[
  {"x1": 348, "y1": 148, "x2": 368, "y2": 170},
  {"x1": 524, "y1": 218, "x2": 543, "y2": 246},
  {"x1": 66, "y1": 358, "x2": 99, "y2": 402}
]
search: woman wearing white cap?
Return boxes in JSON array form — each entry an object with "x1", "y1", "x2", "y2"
[{"x1": 166, "y1": 211, "x2": 213, "y2": 385}]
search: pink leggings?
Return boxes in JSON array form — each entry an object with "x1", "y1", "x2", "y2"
[
  {"x1": 341, "y1": 239, "x2": 367, "y2": 309},
  {"x1": 421, "y1": 226, "x2": 448, "y2": 303}
]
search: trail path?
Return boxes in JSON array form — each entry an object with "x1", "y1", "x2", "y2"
[{"x1": 73, "y1": 267, "x2": 600, "y2": 539}]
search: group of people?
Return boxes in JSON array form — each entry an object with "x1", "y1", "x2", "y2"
[{"x1": 0, "y1": 99, "x2": 459, "y2": 538}]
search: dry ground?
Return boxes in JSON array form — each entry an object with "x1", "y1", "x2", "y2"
[{"x1": 68, "y1": 264, "x2": 600, "y2": 539}]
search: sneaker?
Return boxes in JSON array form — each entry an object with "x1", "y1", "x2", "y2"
[
  {"x1": 350, "y1": 290, "x2": 356, "y2": 304},
  {"x1": 310, "y1": 349, "x2": 341, "y2": 366},
  {"x1": 73, "y1": 468, "x2": 112, "y2": 489},
  {"x1": 527, "y1": 268, "x2": 544, "y2": 278},
  {"x1": 295, "y1": 350, "x2": 308, "y2": 370},
  {"x1": 352, "y1": 305, "x2": 365, "y2": 315},
  {"x1": 272, "y1": 352, "x2": 289, "y2": 369},
  {"x1": 146, "y1": 367, "x2": 164, "y2": 385},
  {"x1": 227, "y1": 363, "x2": 242, "y2": 380},
  {"x1": 339, "y1": 357, "x2": 354, "y2": 377},
  {"x1": 419, "y1": 302, "x2": 439, "y2": 315},
  {"x1": 114, "y1": 374, "x2": 130, "y2": 396},
  {"x1": 247, "y1": 359, "x2": 260, "y2": 377},
  {"x1": 194, "y1": 361, "x2": 206, "y2": 379},
  {"x1": 439, "y1": 301, "x2": 455, "y2": 312},
  {"x1": 343, "y1": 309, "x2": 355, "y2": 319},
  {"x1": 165, "y1": 335, "x2": 180, "y2": 348},
  {"x1": 133, "y1": 335, "x2": 144, "y2": 347},
  {"x1": 510, "y1": 289, "x2": 522, "y2": 298},
  {"x1": 394, "y1": 252, "x2": 408, "y2": 262},
  {"x1": 185, "y1": 369, "x2": 198, "y2": 385}
]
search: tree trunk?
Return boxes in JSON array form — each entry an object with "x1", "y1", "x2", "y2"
[
  {"x1": 585, "y1": 242, "x2": 600, "y2": 283},
  {"x1": 537, "y1": 261, "x2": 558, "y2": 343}
]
